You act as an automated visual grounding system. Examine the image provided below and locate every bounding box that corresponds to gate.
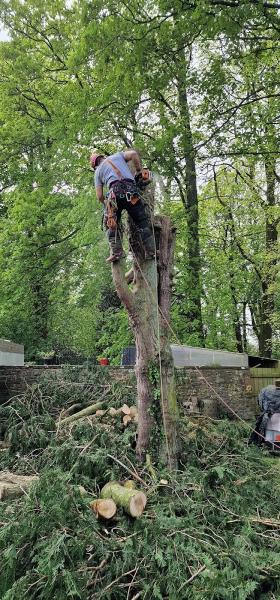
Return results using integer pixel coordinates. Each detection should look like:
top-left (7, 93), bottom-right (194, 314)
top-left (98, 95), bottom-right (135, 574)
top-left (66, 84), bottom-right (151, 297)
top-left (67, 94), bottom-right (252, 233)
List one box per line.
top-left (249, 368), bottom-right (280, 396)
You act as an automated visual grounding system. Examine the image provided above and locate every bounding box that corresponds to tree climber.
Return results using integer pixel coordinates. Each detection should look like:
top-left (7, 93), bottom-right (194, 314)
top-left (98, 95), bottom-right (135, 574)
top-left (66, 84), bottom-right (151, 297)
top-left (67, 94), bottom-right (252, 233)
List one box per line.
top-left (90, 149), bottom-right (155, 263)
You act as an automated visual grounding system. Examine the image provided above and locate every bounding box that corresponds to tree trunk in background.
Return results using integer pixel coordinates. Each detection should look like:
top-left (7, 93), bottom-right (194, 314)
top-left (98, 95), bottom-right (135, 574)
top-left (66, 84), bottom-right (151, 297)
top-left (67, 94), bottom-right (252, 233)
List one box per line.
top-left (228, 248), bottom-right (243, 353)
top-left (176, 50), bottom-right (204, 345)
top-left (112, 185), bottom-right (179, 469)
top-left (242, 302), bottom-right (248, 353)
top-left (259, 159), bottom-right (278, 357)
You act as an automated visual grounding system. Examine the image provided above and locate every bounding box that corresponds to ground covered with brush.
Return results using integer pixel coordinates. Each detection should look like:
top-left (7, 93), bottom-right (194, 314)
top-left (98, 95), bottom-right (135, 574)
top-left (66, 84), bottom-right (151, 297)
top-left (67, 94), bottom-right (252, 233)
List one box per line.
top-left (0, 367), bottom-right (279, 600)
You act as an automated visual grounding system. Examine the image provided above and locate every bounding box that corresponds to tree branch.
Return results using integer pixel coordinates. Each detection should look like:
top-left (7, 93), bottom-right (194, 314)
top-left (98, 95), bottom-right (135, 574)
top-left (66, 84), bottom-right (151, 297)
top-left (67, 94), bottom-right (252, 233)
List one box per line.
top-left (111, 261), bottom-right (137, 318)
top-left (213, 168), bottom-right (263, 280)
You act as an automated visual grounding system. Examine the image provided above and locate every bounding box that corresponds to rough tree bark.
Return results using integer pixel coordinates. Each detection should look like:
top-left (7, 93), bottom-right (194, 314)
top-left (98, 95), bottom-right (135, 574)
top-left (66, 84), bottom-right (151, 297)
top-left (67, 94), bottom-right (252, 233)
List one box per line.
top-left (176, 48), bottom-right (204, 345)
top-left (111, 184), bottom-right (179, 469)
top-left (259, 158), bottom-right (278, 357)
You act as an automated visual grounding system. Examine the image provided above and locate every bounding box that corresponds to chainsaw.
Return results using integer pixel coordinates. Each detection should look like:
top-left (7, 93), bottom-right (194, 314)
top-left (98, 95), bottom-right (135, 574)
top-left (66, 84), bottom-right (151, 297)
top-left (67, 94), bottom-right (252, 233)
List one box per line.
top-left (135, 168), bottom-right (153, 189)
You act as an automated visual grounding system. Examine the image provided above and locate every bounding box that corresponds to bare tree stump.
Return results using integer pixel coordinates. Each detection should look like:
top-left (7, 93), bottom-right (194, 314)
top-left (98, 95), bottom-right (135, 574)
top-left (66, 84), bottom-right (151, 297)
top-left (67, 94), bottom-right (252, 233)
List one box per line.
top-left (111, 178), bottom-right (179, 468)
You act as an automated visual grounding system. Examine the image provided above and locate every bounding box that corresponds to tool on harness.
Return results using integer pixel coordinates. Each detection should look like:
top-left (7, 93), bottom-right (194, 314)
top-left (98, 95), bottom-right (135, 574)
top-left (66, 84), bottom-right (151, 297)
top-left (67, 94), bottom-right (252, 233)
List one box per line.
top-left (126, 191), bottom-right (139, 205)
top-left (104, 191), bottom-right (118, 231)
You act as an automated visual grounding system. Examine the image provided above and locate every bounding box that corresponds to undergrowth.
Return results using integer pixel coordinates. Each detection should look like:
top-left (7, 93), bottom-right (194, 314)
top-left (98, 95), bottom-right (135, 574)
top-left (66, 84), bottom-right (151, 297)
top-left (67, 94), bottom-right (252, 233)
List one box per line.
top-left (0, 368), bottom-right (279, 599)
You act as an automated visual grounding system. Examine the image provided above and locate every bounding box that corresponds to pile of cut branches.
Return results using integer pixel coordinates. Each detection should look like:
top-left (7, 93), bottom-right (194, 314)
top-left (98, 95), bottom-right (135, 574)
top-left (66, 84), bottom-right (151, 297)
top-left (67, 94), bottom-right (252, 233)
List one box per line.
top-left (0, 368), bottom-right (279, 599)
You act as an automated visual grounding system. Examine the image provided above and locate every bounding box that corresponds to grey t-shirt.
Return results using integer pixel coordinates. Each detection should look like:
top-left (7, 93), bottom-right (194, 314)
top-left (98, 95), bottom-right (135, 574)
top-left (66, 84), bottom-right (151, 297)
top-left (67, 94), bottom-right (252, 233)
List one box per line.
top-left (94, 152), bottom-right (134, 189)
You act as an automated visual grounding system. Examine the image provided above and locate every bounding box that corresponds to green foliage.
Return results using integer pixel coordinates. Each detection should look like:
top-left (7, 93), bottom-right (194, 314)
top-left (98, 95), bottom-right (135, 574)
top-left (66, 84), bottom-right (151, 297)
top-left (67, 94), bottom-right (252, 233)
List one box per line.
top-left (0, 371), bottom-right (280, 598)
top-left (0, 0), bottom-right (279, 359)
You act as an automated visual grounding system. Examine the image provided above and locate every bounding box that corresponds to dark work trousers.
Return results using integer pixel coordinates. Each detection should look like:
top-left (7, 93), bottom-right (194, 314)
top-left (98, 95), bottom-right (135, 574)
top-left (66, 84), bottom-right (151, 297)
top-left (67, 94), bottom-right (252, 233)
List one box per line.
top-left (106, 196), bottom-right (155, 256)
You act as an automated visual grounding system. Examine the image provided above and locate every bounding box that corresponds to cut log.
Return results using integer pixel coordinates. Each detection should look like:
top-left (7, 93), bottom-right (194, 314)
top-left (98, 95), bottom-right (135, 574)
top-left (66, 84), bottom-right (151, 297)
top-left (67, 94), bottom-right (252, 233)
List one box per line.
top-left (100, 482), bottom-right (147, 517)
top-left (121, 404), bottom-right (131, 415)
top-left (123, 480), bottom-right (137, 490)
top-left (61, 403), bottom-right (83, 418)
top-left (59, 402), bottom-right (105, 426)
top-left (0, 472), bottom-right (39, 500)
top-left (89, 498), bottom-right (117, 519)
top-left (123, 415), bottom-right (132, 426)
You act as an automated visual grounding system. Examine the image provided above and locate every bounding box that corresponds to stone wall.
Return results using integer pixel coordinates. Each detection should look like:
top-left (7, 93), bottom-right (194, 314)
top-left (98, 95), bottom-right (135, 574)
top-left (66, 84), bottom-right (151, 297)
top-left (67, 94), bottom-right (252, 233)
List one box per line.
top-left (0, 366), bottom-right (59, 403)
top-left (0, 365), bottom-right (257, 420)
top-left (175, 367), bottom-right (256, 420)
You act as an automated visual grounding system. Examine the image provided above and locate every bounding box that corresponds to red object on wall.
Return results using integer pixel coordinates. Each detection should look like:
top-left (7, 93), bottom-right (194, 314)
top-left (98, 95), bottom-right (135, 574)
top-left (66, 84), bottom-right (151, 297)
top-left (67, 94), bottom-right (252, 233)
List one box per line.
top-left (99, 358), bottom-right (109, 366)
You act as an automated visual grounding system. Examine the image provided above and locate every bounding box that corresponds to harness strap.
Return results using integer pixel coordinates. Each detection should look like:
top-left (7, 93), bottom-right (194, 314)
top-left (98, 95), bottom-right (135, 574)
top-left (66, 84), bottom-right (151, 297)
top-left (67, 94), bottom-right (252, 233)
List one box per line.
top-left (105, 158), bottom-right (123, 180)
top-left (105, 159), bottom-right (139, 205)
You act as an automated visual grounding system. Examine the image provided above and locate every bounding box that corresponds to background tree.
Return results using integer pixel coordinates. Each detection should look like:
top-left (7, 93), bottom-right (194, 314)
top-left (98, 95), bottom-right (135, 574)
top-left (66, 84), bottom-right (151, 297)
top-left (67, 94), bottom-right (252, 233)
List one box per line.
top-left (0, 0), bottom-right (279, 361)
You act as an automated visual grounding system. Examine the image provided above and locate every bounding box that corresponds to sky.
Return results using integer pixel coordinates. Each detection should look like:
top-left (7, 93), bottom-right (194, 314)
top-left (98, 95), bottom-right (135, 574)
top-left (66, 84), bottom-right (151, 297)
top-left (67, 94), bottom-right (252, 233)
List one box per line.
top-left (0, 25), bottom-right (10, 41)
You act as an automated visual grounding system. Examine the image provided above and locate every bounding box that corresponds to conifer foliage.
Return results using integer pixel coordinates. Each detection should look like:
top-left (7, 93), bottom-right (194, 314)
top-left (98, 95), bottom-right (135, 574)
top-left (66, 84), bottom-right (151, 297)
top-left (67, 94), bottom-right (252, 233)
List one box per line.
top-left (0, 369), bottom-right (279, 599)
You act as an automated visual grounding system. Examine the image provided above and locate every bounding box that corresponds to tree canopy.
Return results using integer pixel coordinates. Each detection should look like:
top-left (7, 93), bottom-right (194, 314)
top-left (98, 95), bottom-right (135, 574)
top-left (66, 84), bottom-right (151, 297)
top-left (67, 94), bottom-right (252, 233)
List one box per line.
top-left (0, 0), bottom-right (279, 360)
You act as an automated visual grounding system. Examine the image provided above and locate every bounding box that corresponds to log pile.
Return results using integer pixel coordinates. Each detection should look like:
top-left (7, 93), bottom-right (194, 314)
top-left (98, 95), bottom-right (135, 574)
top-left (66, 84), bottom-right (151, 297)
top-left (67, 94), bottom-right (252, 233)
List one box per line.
top-left (88, 480), bottom-right (147, 519)
top-left (100, 481), bottom-right (146, 517)
top-left (108, 404), bottom-right (138, 426)
top-left (58, 403), bottom-right (138, 427)
top-left (0, 472), bottom-right (147, 519)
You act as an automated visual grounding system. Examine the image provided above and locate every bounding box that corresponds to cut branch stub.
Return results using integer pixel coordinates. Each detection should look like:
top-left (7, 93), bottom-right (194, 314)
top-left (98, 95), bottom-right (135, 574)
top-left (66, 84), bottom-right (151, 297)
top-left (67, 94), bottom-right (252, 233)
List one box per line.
top-left (58, 401), bottom-right (105, 426)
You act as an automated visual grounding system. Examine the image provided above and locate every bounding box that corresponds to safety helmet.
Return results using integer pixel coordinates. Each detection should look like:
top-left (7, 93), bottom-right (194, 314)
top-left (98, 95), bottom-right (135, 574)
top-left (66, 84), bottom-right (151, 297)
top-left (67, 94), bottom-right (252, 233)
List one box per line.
top-left (90, 152), bottom-right (105, 169)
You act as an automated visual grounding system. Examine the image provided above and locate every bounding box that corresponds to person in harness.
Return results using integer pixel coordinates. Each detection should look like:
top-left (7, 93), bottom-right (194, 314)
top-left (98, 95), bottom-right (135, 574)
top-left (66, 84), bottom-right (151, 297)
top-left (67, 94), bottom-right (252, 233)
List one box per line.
top-left (90, 149), bottom-right (155, 263)
top-left (249, 378), bottom-right (280, 447)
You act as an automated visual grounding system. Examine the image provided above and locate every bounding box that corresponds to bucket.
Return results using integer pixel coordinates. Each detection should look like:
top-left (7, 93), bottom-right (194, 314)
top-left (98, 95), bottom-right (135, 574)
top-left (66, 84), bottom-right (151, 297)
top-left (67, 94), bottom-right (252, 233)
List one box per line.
top-left (99, 358), bottom-right (109, 366)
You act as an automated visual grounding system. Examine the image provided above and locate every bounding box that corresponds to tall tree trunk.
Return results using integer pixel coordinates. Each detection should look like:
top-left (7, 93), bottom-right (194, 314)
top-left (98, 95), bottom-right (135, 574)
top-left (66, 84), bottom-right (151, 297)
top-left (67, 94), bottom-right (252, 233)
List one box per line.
top-left (228, 245), bottom-right (243, 353)
top-left (242, 301), bottom-right (248, 353)
top-left (111, 187), bottom-right (179, 469)
top-left (259, 159), bottom-right (277, 357)
top-left (176, 50), bottom-right (204, 345)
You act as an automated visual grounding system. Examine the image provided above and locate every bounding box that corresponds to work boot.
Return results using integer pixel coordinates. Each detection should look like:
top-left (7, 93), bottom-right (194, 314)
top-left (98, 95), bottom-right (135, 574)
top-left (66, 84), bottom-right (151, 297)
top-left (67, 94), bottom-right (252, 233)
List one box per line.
top-left (107, 233), bottom-right (125, 263)
top-left (106, 250), bottom-right (126, 263)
